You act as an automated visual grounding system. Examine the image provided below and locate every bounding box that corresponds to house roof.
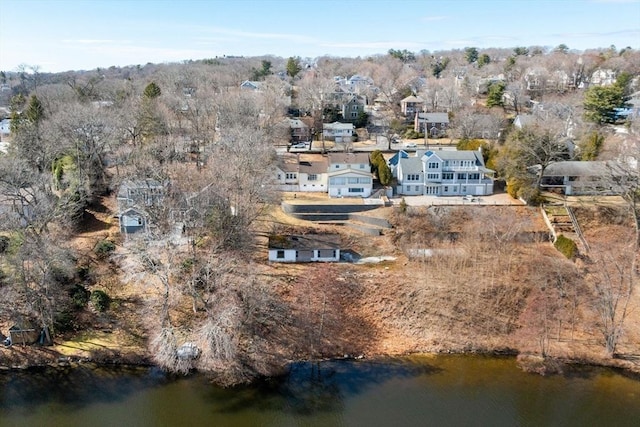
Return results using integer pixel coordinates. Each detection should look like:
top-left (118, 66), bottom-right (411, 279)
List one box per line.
top-left (542, 161), bottom-right (610, 177)
top-left (398, 157), bottom-right (423, 174)
top-left (324, 122), bottom-right (355, 130)
top-left (276, 153), bottom-right (300, 173)
top-left (328, 152), bottom-right (370, 165)
top-left (514, 114), bottom-right (536, 128)
top-left (416, 112), bottom-right (449, 123)
top-left (401, 95), bottom-right (424, 104)
top-left (423, 149), bottom-right (485, 166)
top-left (117, 179), bottom-right (164, 198)
top-left (289, 118), bottom-right (308, 129)
top-left (268, 234), bottom-right (341, 250)
top-left (299, 157), bottom-right (328, 174)
top-left (328, 168), bottom-right (372, 178)
top-left (388, 150), bottom-right (409, 166)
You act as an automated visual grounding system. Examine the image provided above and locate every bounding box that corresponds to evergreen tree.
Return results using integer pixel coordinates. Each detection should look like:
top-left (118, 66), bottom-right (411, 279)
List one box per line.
top-left (486, 81), bottom-right (506, 108)
top-left (143, 81), bottom-right (162, 99)
top-left (465, 47), bottom-right (479, 63)
top-left (286, 57), bottom-right (302, 79)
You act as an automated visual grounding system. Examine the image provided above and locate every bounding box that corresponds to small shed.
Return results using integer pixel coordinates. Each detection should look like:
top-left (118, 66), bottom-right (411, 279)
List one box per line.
top-left (118, 207), bottom-right (148, 234)
top-left (268, 234), bottom-right (341, 263)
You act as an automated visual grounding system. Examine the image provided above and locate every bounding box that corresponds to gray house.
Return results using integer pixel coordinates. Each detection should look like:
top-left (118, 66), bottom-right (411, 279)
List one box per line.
top-left (116, 179), bottom-right (165, 235)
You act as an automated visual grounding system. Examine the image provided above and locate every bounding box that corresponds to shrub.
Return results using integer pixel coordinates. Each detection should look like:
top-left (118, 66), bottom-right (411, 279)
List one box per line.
top-left (554, 235), bottom-right (577, 259)
top-left (0, 235), bottom-right (9, 253)
top-left (94, 239), bottom-right (116, 258)
top-left (90, 290), bottom-right (111, 312)
top-left (70, 284), bottom-right (90, 309)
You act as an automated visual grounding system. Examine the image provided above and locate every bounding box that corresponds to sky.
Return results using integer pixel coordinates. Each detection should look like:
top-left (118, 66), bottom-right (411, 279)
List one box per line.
top-left (1, 0), bottom-right (639, 73)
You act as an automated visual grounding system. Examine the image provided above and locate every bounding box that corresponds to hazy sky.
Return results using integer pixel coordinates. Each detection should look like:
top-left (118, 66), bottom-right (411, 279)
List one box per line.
top-left (1, 0), bottom-right (639, 72)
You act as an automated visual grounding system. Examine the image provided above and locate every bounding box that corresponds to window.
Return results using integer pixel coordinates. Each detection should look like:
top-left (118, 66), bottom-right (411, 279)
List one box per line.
top-left (359, 164), bottom-right (365, 169)
top-left (348, 177), bottom-right (359, 184)
top-left (277, 174), bottom-right (281, 180)
top-left (348, 188), bottom-right (364, 193)
top-left (308, 174), bottom-right (317, 181)
top-left (428, 162), bottom-right (439, 169)
top-left (427, 173), bottom-right (439, 180)
top-left (462, 186), bottom-right (467, 193)
top-left (458, 173), bottom-right (467, 180)
top-left (352, 105), bottom-right (358, 111)
top-left (351, 112), bottom-right (357, 118)
top-left (442, 172), bottom-right (454, 180)
top-left (276, 250), bottom-right (285, 259)
top-left (469, 173), bottom-right (480, 180)
top-left (444, 186), bottom-right (449, 192)
top-left (285, 173), bottom-right (297, 180)
top-left (330, 177), bottom-right (346, 185)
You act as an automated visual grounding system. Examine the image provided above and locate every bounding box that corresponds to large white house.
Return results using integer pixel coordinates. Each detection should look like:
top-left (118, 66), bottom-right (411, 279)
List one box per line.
top-left (395, 149), bottom-right (494, 196)
top-left (327, 152), bottom-right (373, 198)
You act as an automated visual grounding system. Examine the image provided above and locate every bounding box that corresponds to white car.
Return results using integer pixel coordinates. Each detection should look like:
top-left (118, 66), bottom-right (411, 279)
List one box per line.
top-left (406, 142), bottom-right (417, 148)
top-left (291, 142), bottom-right (308, 149)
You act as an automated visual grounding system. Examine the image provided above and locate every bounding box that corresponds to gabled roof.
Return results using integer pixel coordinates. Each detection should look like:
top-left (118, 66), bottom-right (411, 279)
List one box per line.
top-left (240, 80), bottom-right (262, 89)
top-left (388, 150), bottom-right (409, 166)
top-left (328, 152), bottom-right (370, 165)
top-left (416, 112), bottom-right (449, 123)
top-left (328, 168), bottom-right (372, 178)
top-left (401, 95), bottom-right (424, 104)
top-left (117, 179), bottom-right (164, 198)
top-left (268, 234), bottom-right (341, 250)
top-left (289, 118), bottom-right (308, 129)
top-left (514, 114), bottom-right (536, 128)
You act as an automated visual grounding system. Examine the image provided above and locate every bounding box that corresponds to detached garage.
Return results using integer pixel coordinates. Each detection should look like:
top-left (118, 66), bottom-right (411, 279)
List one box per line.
top-left (268, 234), bottom-right (341, 263)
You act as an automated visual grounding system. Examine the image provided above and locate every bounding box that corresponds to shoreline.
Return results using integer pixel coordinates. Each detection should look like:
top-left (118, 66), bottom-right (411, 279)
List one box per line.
top-left (3, 346), bottom-right (639, 383)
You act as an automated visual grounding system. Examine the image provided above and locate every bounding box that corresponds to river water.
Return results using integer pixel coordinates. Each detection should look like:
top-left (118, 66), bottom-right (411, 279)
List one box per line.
top-left (1, 355), bottom-right (639, 427)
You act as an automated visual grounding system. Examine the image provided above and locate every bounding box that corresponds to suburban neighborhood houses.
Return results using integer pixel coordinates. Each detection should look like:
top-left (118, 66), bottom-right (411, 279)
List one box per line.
top-left (1, 38), bottom-right (639, 393)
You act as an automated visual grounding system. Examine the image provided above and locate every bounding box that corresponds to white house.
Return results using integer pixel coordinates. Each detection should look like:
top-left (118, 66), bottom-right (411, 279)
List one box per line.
top-left (268, 234), bottom-right (341, 263)
top-left (118, 207), bottom-right (148, 234)
top-left (327, 152), bottom-right (373, 198)
top-left (396, 156), bottom-right (424, 196)
top-left (274, 154), bottom-right (329, 193)
top-left (395, 149), bottom-right (494, 196)
top-left (323, 122), bottom-right (354, 142)
top-left (298, 157), bottom-right (329, 192)
top-left (422, 149), bottom-right (494, 196)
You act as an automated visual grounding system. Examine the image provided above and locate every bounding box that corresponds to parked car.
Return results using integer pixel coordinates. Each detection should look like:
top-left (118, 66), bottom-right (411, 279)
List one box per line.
top-left (291, 142), bottom-right (308, 149)
top-left (406, 142), bottom-right (417, 148)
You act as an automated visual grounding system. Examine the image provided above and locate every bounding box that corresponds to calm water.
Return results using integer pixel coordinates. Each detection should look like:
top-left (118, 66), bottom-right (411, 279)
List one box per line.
top-left (1, 355), bottom-right (639, 427)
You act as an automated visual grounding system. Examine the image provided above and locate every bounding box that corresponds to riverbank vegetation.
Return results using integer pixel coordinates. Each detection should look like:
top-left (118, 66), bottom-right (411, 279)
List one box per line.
top-left (0, 46), bottom-right (639, 383)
